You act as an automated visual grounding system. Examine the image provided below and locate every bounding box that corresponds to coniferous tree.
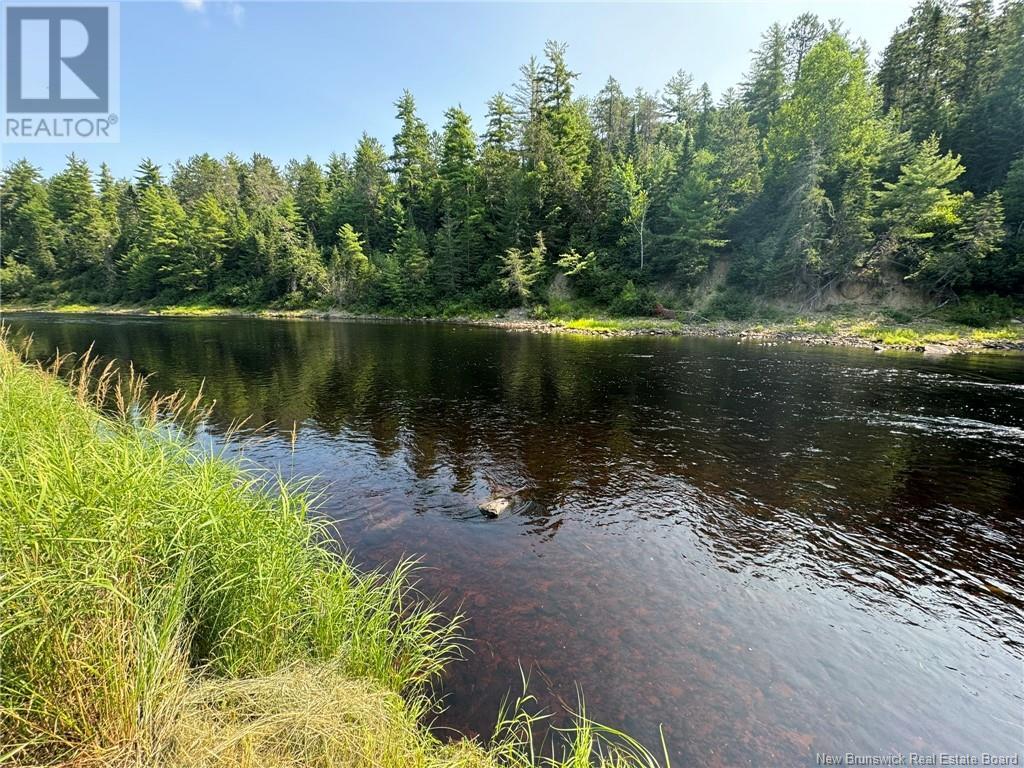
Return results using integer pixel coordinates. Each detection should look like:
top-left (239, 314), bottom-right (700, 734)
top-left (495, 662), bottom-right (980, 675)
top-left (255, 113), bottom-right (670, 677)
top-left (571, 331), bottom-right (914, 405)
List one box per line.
top-left (785, 13), bottom-right (827, 81)
top-left (2, 18), bottom-right (1021, 314)
top-left (49, 156), bottom-right (113, 294)
top-left (436, 107), bottom-right (485, 295)
top-left (955, 0), bottom-right (1024, 192)
top-left (874, 135), bottom-right (1005, 291)
top-left (742, 23), bottom-right (788, 136)
top-left (122, 184), bottom-right (184, 300)
top-left (758, 33), bottom-right (889, 288)
top-left (498, 233), bottom-right (546, 305)
top-left (349, 134), bottom-right (395, 252)
top-left (329, 223), bottom-right (371, 303)
top-left (0, 160), bottom-right (58, 293)
top-left (286, 157), bottom-right (328, 243)
top-left (660, 70), bottom-right (699, 128)
top-left (391, 91), bottom-right (436, 232)
top-left (878, 1), bottom-right (961, 143)
top-left (593, 77), bottom-right (633, 155)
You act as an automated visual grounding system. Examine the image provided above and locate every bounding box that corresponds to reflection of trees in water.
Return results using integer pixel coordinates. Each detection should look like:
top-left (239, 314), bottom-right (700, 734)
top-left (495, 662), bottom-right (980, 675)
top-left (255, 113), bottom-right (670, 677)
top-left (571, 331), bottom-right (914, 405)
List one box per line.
top-left (16, 315), bottom-right (1024, 643)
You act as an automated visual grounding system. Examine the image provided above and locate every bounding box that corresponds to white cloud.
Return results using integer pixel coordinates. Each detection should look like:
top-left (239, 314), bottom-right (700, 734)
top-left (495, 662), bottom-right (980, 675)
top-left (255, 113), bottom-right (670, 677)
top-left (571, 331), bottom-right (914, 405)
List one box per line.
top-left (181, 0), bottom-right (244, 26)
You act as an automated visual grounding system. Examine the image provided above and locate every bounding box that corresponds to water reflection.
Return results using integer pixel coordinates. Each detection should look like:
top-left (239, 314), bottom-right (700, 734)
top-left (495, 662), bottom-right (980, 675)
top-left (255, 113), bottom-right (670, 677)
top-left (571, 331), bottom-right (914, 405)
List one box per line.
top-left (8, 313), bottom-right (1024, 767)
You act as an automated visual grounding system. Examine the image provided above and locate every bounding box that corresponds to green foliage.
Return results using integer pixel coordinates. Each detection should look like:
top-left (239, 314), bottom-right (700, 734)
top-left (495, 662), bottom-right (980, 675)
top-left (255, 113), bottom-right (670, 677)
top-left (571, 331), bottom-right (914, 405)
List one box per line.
top-left (703, 286), bottom-right (758, 321)
top-left (0, 344), bottom-right (670, 768)
top-left (875, 135), bottom-right (965, 239)
top-left (656, 150), bottom-right (727, 281)
top-left (742, 23), bottom-right (788, 136)
top-left (608, 279), bottom-right (654, 316)
top-left (329, 223), bottom-right (371, 303)
top-left (555, 248), bottom-right (596, 277)
top-left (1, 159), bottom-right (57, 281)
top-left (0, 344), bottom-right (459, 762)
top-left (874, 136), bottom-right (1006, 292)
top-left (942, 294), bottom-right (1022, 327)
top-left (3, 10), bottom-right (1022, 314)
top-left (499, 233), bottom-right (547, 305)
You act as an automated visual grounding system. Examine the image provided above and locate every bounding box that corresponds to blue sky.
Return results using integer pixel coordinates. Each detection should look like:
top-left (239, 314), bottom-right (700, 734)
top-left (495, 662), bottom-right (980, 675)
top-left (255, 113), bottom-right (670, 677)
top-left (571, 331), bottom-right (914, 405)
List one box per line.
top-left (4, 1), bottom-right (917, 177)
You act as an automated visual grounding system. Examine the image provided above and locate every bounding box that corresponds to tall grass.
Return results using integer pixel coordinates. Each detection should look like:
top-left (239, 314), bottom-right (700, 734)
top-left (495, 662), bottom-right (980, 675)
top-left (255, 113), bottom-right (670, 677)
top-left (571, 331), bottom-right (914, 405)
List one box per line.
top-left (0, 332), bottom-right (668, 768)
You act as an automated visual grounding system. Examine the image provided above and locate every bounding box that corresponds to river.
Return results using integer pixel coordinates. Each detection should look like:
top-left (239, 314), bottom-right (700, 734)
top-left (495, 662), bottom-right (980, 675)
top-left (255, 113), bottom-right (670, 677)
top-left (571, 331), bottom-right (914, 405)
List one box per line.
top-left (6, 312), bottom-right (1023, 767)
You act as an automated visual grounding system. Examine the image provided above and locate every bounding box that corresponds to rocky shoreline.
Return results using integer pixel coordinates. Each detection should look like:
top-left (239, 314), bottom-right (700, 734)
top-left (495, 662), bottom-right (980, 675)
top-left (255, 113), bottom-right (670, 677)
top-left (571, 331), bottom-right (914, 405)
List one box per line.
top-left (3, 304), bottom-right (1023, 354)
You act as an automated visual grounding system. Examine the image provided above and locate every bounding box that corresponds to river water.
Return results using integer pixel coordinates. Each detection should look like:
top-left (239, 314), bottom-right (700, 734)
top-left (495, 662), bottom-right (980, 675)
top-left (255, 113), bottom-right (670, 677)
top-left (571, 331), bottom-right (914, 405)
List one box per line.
top-left (7, 313), bottom-right (1023, 766)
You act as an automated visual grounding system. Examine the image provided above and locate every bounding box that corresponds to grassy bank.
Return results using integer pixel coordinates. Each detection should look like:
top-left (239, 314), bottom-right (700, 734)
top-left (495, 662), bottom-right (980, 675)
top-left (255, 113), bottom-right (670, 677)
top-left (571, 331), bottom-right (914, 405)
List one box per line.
top-left (0, 337), bottom-right (667, 767)
top-left (4, 300), bottom-right (1022, 352)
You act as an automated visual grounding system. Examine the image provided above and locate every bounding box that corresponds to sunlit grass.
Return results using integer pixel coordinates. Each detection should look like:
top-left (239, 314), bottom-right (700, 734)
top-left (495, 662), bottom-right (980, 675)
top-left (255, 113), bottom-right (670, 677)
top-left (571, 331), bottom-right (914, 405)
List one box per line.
top-left (969, 326), bottom-right (1021, 342)
top-left (151, 304), bottom-right (236, 316)
top-left (843, 321), bottom-right (1021, 346)
top-left (555, 317), bottom-right (679, 333)
top-left (790, 317), bottom-right (837, 334)
top-left (0, 332), bottom-right (669, 768)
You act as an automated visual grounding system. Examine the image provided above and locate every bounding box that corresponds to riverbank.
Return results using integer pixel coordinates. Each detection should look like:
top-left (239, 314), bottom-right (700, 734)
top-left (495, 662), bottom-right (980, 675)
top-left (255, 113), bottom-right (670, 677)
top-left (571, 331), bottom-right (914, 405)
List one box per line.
top-left (0, 337), bottom-right (666, 768)
top-left (3, 301), bottom-right (1024, 353)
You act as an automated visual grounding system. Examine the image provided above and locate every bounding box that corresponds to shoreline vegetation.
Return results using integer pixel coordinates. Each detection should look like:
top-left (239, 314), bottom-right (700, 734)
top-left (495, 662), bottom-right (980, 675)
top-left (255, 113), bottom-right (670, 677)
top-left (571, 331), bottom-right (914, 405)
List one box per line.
top-left (0, 335), bottom-right (669, 767)
top-left (4, 302), bottom-right (1023, 353)
top-left (3, 5), bottom-right (1023, 341)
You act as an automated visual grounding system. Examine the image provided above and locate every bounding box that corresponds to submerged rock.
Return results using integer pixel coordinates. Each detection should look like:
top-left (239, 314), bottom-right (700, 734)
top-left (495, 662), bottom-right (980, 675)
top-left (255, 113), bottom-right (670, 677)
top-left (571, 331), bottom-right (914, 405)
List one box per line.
top-left (479, 497), bottom-right (512, 517)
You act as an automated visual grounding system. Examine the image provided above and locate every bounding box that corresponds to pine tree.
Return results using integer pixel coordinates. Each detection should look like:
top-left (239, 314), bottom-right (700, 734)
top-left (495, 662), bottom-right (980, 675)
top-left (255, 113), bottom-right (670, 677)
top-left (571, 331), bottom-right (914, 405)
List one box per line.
top-left (955, 0), bottom-right (1024, 191)
top-left (171, 153), bottom-right (239, 209)
top-left (1003, 155), bottom-right (1024, 239)
top-left (593, 77), bottom-right (633, 155)
top-left (694, 83), bottom-right (714, 150)
top-left (876, 135), bottom-right (965, 240)
top-left (742, 23), bottom-right (788, 136)
top-left (134, 158), bottom-right (163, 191)
top-left (391, 91), bottom-right (436, 232)
top-left (877, 0), bottom-right (961, 142)
top-left (239, 154), bottom-right (287, 217)
top-left (286, 157), bottom-right (327, 243)
top-left (329, 223), bottom-right (371, 303)
top-left (480, 93), bottom-right (529, 270)
top-left (0, 160), bottom-right (58, 288)
top-left (660, 70), bottom-right (698, 127)
top-left (708, 90), bottom-right (762, 217)
top-left (349, 133), bottom-right (395, 252)
top-left (389, 224), bottom-right (431, 308)
top-left (655, 150), bottom-right (726, 281)
top-left (436, 106), bottom-right (484, 295)
top-left (875, 135), bottom-right (1005, 291)
top-left (498, 233), bottom-right (546, 305)
top-left (166, 193), bottom-right (229, 294)
top-left (122, 185), bottom-right (184, 300)
top-left (49, 155), bottom-right (113, 292)
top-left (995, 154), bottom-right (1024, 290)
top-left (785, 13), bottom-right (827, 81)
top-left (761, 33), bottom-right (888, 283)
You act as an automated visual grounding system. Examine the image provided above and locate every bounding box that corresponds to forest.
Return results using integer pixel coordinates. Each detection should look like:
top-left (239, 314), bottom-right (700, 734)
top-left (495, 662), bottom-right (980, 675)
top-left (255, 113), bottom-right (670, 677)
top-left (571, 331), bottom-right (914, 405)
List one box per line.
top-left (2, 1), bottom-right (1023, 321)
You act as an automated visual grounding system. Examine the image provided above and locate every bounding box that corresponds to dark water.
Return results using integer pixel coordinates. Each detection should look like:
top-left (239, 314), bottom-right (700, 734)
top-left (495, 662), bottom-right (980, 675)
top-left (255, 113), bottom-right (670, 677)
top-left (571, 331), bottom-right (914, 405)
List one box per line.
top-left (7, 313), bottom-right (1024, 766)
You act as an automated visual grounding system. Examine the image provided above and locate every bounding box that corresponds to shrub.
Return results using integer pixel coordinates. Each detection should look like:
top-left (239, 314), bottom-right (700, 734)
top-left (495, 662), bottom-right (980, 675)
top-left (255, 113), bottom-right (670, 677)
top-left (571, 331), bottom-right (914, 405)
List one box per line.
top-left (943, 294), bottom-right (1021, 327)
top-left (703, 286), bottom-right (756, 321)
top-left (880, 308), bottom-right (914, 324)
top-left (609, 280), bottom-right (655, 316)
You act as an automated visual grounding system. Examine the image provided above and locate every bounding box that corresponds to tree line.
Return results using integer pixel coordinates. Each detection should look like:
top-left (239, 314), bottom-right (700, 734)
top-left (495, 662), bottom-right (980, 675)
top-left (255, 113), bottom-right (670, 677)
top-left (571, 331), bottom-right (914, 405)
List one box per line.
top-left (2, 1), bottom-right (1022, 316)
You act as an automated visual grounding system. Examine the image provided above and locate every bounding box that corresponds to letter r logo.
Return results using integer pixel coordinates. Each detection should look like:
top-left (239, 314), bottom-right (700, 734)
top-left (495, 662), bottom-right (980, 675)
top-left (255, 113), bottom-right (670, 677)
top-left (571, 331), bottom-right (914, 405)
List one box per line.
top-left (5, 6), bottom-right (109, 113)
